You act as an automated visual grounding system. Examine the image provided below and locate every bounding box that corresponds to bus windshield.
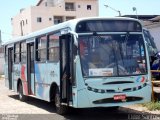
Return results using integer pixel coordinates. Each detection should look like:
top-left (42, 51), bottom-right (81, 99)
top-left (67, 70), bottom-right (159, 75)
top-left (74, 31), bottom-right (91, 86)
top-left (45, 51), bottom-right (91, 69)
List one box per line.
top-left (79, 33), bottom-right (147, 77)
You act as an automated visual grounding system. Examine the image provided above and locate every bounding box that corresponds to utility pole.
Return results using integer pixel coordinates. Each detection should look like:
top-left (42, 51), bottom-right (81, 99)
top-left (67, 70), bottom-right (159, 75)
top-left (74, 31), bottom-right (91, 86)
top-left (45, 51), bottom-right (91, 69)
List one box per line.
top-left (104, 5), bottom-right (121, 16)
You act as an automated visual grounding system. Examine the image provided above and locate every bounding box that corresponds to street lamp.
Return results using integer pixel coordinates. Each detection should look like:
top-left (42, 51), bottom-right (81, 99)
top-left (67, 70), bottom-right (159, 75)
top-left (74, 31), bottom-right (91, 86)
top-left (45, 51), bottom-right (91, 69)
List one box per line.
top-left (132, 7), bottom-right (138, 19)
top-left (104, 5), bottom-right (121, 16)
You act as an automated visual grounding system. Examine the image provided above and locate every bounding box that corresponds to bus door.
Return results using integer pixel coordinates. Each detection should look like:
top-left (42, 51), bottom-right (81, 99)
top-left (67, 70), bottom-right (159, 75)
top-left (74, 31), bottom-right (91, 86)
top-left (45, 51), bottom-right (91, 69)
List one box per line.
top-left (59, 34), bottom-right (75, 105)
top-left (8, 47), bottom-right (14, 90)
top-left (27, 42), bottom-right (35, 95)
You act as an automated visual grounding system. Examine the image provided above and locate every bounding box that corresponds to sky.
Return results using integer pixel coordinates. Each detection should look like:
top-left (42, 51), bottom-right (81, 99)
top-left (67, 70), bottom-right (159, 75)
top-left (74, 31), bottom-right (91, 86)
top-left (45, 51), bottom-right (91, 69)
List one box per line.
top-left (0, 0), bottom-right (160, 43)
top-left (99, 0), bottom-right (160, 17)
top-left (0, 0), bottom-right (38, 42)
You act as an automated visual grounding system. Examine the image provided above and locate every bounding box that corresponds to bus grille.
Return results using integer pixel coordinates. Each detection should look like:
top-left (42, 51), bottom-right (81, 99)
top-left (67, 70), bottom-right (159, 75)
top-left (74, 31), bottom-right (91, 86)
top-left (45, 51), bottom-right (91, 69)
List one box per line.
top-left (87, 83), bottom-right (147, 93)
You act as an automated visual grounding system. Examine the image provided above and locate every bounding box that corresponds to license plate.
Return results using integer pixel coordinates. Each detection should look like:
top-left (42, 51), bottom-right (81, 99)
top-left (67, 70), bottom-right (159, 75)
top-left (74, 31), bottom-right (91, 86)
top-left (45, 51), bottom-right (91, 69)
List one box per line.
top-left (114, 94), bottom-right (126, 100)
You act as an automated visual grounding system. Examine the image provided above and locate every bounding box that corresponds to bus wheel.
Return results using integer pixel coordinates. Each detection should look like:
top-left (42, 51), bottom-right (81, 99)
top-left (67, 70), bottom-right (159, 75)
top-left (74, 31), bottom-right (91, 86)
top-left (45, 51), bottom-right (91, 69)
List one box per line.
top-left (18, 82), bottom-right (27, 101)
top-left (55, 88), bottom-right (68, 115)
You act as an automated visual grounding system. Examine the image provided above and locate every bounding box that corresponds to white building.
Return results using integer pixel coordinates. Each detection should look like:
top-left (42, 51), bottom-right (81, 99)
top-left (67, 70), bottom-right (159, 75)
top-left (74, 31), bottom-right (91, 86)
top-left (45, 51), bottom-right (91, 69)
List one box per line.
top-left (11, 0), bottom-right (99, 38)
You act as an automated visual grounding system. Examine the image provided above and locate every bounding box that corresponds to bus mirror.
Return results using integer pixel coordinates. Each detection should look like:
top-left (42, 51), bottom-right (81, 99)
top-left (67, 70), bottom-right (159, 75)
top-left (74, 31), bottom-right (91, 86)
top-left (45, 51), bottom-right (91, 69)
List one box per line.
top-left (145, 40), bottom-right (150, 48)
top-left (145, 40), bottom-right (150, 46)
top-left (73, 35), bottom-right (78, 47)
top-left (145, 40), bottom-right (154, 56)
top-left (69, 31), bottom-right (78, 47)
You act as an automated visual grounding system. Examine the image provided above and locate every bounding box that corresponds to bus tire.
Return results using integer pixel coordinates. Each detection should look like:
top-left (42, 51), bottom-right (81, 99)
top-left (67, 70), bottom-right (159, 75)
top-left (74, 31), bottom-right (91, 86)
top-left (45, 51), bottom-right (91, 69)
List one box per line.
top-left (18, 82), bottom-right (27, 101)
top-left (55, 88), bottom-right (68, 115)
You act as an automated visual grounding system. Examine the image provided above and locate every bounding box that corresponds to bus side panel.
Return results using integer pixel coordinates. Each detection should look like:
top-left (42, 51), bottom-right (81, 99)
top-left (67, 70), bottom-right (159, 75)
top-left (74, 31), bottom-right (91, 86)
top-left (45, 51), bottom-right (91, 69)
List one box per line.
top-left (47, 62), bottom-right (60, 85)
top-left (47, 62), bottom-right (60, 100)
top-left (34, 62), bottom-right (60, 101)
top-left (35, 63), bottom-right (50, 101)
top-left (13, 64), bottom-right (21, 92)
top-left (20, 64), bottom-right (29, 95)
top-left (5, 63), bottom-right (9, 88)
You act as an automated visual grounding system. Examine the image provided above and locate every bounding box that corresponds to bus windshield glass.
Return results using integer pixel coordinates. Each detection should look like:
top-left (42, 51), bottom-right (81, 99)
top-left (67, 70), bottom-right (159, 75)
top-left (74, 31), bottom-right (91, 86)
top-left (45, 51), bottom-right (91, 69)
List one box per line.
top-left (79, 34), bottom-right (147, 77)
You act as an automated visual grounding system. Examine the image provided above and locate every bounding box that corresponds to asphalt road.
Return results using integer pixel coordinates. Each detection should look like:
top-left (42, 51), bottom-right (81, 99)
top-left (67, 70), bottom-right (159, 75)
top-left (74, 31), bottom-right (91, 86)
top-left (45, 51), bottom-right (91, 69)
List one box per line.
top-left (0, 78), bottom-right (159, 120)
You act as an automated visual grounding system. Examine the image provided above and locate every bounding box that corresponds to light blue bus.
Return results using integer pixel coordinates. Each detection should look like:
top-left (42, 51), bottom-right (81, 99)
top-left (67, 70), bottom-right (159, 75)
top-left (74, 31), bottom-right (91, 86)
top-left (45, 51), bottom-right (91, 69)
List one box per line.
top-left (4, 17), bottom-right (152, 114)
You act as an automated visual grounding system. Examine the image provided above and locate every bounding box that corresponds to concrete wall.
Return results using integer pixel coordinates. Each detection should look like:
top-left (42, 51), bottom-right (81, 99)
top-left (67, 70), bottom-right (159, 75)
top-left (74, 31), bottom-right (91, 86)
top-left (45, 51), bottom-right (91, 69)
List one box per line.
top-left (0, 53), bottom-right (4, 75)
top-left (12, 7), bottom-right (32, 38)
top-left (0, 47), bottom-right (4, 75)
top-left (30, 6), bottom-right (55, 32)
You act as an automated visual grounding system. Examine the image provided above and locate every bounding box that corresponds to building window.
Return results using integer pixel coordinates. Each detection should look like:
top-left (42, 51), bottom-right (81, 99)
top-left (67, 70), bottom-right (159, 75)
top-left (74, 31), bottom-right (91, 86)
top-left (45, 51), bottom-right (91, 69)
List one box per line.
top-left (54, 16), bottom-right (63, 25)
top-left (49, 18), bottom-right (52, 21)
top-left (87, 5), bottom-right (91, 10)
top-left (48, 33), bottom-right (60, 62)
top-left (14, 43), bottom-right (20, 63)
top-left (78, 5), bottom-right (81, 8)
top-left (20, 42), bottom-right (26, 63)
top-left (26, 19), bottom-right (28, 24)
top-left (37, 17), bottom-right (42, 22)
top-left (36, 36), bottom-right (47, 62)
top-left (65, 2), bottom-right (75, 11)
top-left (66, 16), bottom-right (75, 21)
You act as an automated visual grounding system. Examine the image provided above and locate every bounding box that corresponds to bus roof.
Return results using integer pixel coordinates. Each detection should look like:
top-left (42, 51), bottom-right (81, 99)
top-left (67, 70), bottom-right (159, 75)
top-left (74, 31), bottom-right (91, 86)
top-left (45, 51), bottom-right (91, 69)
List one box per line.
top-left (3, 17), bottom-right (141, 46)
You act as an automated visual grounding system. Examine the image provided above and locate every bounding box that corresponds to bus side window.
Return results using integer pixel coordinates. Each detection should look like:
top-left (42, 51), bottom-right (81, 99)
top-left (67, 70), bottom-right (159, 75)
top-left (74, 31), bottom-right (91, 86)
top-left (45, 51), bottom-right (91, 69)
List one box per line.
top-left (20, 42), bottom-right (26, 63)
top-left (36, 35), bottom-right (47, 62)
top-left (14, 43), bottom-right (20, 63)
top-left (48, 33), bottom-right (60, 62)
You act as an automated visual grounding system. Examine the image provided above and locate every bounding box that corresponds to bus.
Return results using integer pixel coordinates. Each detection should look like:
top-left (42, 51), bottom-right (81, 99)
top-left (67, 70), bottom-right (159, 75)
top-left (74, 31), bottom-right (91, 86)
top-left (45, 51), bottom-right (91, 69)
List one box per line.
top-left (4, 17), bottom-right (152, 114)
